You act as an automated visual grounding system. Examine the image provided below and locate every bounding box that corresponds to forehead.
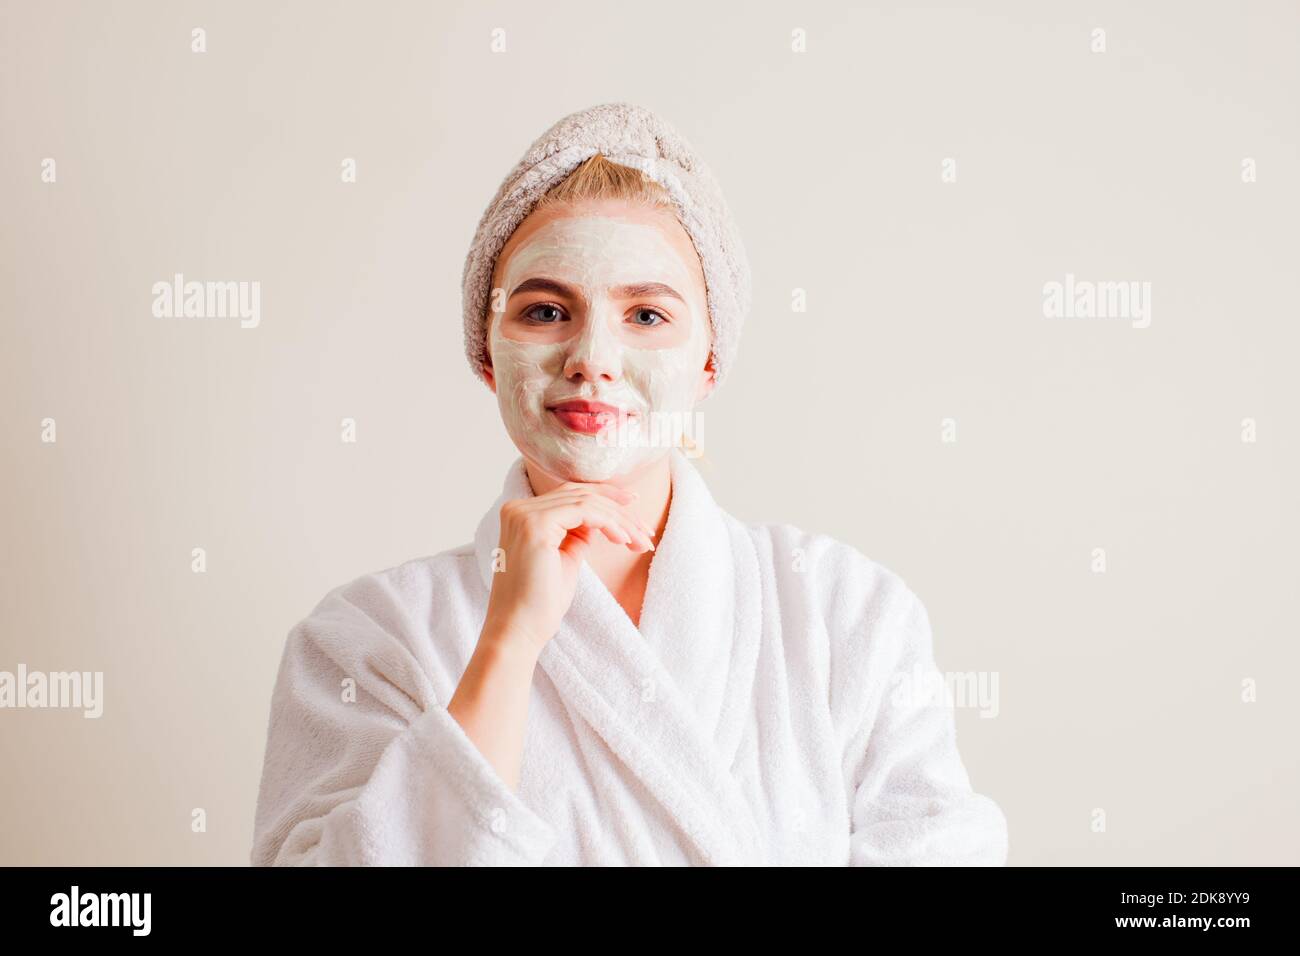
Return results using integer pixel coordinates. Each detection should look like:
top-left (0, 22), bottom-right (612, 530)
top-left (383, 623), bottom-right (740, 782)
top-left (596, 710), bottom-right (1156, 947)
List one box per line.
top-left (495, 201), bottom-right (704, 289)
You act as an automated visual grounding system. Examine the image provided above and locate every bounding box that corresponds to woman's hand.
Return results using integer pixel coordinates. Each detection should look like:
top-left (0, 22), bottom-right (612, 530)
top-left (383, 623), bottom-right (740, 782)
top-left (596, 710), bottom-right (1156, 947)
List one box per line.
top-left (481, 482), bottom-right (656, 659)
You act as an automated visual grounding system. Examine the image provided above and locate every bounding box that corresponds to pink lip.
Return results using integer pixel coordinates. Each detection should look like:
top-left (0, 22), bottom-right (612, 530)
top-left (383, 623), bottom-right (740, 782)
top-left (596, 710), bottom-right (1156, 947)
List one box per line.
top-left (547, 400), bottom-right (633, 435)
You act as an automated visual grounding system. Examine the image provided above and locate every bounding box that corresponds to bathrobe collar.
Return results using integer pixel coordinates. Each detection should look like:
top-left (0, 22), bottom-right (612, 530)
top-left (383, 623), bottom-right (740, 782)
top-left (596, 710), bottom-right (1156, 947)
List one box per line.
top-left (473, 449), bottom-right (765, 864)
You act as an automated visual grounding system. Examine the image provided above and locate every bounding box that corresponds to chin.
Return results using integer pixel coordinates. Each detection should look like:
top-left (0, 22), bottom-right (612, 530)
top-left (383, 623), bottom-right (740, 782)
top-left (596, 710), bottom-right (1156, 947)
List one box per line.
top-left (510, 417), bottom-right (669, 484)
top-left (551, 457), bottom-right (621, 484)
top-left (530, 447), bottom-right (633, 484)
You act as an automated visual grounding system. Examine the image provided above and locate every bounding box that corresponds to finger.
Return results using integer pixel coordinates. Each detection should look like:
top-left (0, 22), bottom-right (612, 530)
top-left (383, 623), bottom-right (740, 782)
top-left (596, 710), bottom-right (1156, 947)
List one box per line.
top-left (556, 481), bottom-right (638, 504)
top-left (560, 494), bottom-right (655, 551)
top-left (538, 488), bottom-right (655, 540)
top-left (528, 489), bottom-right (653, 544)
top-left (558, 524), bottom-right (593, 560)
top-left (547, 498), bottom-right (651, 552)
top-left (545, 501), bottom-right (636, 548)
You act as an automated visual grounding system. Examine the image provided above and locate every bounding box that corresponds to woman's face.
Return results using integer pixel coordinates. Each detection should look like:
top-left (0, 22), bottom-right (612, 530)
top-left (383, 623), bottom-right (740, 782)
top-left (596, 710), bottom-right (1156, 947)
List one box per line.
top-left (484, 198), bottom-right (714, 483)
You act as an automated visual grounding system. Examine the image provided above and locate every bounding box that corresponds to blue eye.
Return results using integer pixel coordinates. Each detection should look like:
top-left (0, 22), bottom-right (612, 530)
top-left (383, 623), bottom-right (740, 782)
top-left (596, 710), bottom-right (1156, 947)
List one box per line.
top-left (523, 303), bottom-right (565, 324)
top-left (630, 308), bottom-right (667, 327)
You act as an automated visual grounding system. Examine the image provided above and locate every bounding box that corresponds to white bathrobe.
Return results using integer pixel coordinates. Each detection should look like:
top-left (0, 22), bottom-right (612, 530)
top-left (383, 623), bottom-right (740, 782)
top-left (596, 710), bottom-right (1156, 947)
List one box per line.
top-left (250, 449), bottom-right (1009, 866)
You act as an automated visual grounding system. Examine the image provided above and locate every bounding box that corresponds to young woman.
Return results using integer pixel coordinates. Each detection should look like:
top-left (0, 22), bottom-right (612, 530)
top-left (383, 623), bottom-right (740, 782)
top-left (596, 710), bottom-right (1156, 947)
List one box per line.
top-left (251, 103), bottom-right (1009, 866)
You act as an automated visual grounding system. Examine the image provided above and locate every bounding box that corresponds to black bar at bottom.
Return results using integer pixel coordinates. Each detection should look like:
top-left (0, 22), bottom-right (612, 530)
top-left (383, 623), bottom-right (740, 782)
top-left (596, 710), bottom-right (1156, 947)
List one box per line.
top-left (0, 865), bottom-right (1288, 942)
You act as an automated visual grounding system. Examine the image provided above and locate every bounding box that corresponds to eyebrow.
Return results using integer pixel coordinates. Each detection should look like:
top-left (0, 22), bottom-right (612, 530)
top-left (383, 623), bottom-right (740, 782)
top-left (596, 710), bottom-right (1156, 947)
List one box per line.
top-left (508, 277), bottom-right (686, 304)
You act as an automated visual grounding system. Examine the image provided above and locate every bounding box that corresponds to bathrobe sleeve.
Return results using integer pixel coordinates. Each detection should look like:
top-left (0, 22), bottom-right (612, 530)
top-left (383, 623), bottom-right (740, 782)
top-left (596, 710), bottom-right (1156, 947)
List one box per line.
top-left (250, 573), bottom-right (559, 866)
top-left (834, 555), bottom-right (1009, 866)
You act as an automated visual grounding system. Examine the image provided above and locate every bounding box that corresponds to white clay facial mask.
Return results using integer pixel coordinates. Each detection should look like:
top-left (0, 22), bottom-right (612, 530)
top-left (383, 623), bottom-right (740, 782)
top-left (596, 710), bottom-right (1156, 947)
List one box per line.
top-left (488, 212), bottom-right (710, 482)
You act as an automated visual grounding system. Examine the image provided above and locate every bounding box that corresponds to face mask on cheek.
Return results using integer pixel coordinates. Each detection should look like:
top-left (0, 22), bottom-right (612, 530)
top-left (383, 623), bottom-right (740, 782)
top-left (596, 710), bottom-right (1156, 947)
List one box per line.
top-left (487, 216), bottom-right (710, 482)
top-left (489, 302), bottom-right (708, 482)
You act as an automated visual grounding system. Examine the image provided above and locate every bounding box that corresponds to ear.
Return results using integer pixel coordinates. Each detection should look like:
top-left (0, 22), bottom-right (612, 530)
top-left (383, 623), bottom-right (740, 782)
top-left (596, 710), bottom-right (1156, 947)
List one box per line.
top-left (695, 351), bottom-right (718, 403)
top-left (482, 348), bottom-right (497, 394)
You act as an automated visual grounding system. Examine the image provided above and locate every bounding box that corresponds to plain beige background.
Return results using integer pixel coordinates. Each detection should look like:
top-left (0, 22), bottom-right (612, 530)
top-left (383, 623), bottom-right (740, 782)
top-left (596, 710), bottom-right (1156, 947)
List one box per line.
top-left (2, 0), bottom-right (1297, 866)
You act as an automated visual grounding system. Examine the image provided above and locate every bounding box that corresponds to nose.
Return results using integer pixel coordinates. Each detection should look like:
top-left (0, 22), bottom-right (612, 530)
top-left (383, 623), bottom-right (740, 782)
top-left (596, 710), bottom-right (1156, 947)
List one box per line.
top-left (561, 308), bottom-right (622, 384)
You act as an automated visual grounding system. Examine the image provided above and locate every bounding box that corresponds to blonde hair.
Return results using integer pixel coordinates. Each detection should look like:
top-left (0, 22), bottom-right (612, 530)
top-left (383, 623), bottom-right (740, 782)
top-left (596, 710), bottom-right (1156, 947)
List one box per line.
top-left (536, 153), bottom-right (676, 211)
